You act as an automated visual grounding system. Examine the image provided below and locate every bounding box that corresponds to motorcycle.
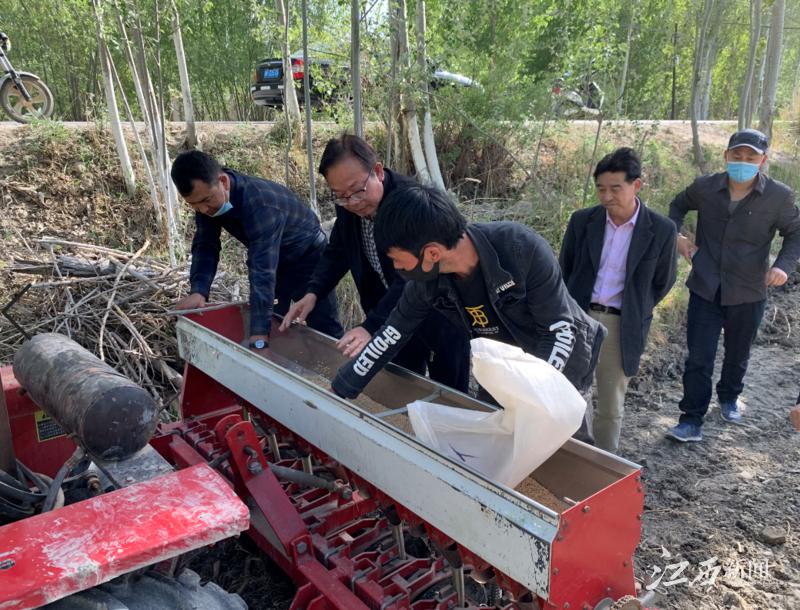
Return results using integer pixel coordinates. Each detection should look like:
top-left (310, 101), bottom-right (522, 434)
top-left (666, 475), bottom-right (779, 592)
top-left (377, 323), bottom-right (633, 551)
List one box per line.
top-left (552, 75), bottom-right (603, 119)
top-left (0, 32), bottom-right (54, 123)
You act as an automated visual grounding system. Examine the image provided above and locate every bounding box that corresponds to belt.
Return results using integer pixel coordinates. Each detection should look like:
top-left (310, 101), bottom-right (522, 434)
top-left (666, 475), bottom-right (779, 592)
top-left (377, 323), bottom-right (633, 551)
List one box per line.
top-left (589, 303), bottom-right (621, 315)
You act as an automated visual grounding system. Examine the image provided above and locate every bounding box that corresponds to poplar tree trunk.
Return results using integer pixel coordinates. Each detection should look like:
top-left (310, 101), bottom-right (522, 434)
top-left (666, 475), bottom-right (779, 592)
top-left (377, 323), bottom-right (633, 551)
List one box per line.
top-left (699, 36), bottom-right (719, 119)
top-left (617, 5), bottom-right (636, 117)
top-left (758, 0), bottom-right (785, 143)
top-left (416, 0), bottom-right (445, 190)
top-left (169, 0), bottom-right (196, 148)
top-left (738, 0), bottom-right (762, 129)
top-left (392, 0), bottom-right (431, 184)
top-left (386, 11), bottom-right (399, 168)
top-left (690, 0), bottom-right (715, 174)
top-left (118, 0), bottom-right (183, 264)
top-left (276, 0), bottom-right (301, 123)
top-left (351, 0), bottom-right (363, 137)
top-left (92, 0), bottom-right (136, 196)
top-left (301, 0), bottom-right (318, 217)
top-left (792, 48), bottom-right (800, 105)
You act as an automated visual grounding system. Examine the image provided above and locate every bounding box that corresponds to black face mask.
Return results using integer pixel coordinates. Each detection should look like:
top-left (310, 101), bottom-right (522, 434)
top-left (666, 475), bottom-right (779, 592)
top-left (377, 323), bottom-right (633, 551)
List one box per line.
top-left (396, 248), bottom-right (440, 282)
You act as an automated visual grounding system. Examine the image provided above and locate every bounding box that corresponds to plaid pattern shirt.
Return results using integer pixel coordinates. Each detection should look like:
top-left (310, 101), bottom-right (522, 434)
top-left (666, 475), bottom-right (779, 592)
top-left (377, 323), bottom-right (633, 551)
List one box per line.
top-left (190, 170), bottom-right (322, 336)
top-left (360, 217), bottom-right (388, 288)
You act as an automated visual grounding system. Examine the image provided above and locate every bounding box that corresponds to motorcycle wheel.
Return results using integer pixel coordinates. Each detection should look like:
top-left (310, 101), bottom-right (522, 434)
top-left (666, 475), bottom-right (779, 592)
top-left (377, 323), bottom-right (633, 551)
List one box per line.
top-left (0, 75), bottom-right (54, 123)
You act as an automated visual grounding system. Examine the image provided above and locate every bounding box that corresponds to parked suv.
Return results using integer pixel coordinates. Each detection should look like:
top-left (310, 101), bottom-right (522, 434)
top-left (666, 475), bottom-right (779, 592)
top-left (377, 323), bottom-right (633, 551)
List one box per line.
top-left (251, 50), bottom-right (345, 108)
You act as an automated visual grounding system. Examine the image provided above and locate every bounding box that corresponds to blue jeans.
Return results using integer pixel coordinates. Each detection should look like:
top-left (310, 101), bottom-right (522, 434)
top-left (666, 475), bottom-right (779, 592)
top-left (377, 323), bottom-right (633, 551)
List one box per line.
top-left (678, 291), bottom-right (766, 426)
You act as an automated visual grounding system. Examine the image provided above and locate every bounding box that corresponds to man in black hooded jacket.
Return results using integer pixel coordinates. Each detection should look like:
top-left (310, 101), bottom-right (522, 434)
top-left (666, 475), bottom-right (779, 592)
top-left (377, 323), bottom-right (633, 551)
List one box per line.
top-left (331, 184), bottom-right (605, 404)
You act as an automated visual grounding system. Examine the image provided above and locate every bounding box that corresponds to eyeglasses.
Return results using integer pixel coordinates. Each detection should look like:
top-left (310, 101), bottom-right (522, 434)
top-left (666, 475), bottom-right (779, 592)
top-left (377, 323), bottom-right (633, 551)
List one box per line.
top-left (331, 169), bottom-right (373, 206)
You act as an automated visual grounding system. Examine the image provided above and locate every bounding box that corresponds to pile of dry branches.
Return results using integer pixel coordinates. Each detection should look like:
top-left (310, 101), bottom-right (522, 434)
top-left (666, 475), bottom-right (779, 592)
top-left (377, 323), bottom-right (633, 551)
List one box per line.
top-left (0, 237), bottom-right (242, 410)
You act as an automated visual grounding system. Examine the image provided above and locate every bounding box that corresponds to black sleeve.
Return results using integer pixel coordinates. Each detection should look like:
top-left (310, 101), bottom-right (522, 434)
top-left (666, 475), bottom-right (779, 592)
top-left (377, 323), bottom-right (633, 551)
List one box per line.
top-left (189, 214), bottom-right (223, 298)
top-left (524, 235), bottom-right (580, 371)
top-left (773, 189), bottom-right (800, 274)
top-left (306, 218), bottom-right (351, 300)
top-left (653, 220), bottom-right (679, 304)
top-left (332, 282), bottom-right (433, 398)
top-left (361, 276), bottom-right (407, 334)
top-left (668, 180), bottom-right (701, 234)
top-left (559, 214), bottom-right (577, 282)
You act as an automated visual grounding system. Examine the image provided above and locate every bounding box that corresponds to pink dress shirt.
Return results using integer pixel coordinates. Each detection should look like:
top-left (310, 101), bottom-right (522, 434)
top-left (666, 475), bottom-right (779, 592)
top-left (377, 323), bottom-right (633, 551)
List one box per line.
top-left (590, 199), bottom-right (641, 309)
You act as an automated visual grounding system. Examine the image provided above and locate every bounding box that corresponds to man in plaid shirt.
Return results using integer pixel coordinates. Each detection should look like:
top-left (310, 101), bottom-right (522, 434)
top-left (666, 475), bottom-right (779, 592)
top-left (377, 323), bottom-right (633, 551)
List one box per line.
top-left (170, 151), bottom-right (342, 350)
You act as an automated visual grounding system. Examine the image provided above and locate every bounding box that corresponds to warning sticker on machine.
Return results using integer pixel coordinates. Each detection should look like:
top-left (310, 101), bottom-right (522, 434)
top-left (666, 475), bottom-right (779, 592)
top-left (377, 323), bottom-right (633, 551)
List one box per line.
top-left (35, 410), bottom-right (66, 441)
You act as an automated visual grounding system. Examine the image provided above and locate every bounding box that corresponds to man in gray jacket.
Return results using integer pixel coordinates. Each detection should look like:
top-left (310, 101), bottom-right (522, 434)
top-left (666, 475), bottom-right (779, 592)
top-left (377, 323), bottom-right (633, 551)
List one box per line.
top-left (331, 185), bottom-right (605, 405)
top-left (667, 129), bottom-right (800, 442)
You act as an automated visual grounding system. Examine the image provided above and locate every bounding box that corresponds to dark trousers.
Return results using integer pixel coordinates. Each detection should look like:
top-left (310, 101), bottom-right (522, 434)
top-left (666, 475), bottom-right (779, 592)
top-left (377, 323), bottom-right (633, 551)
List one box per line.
top-left (274, 238), bottom-right (344, 339)
top-left (392, 311), bottom-right (470, 393)
top-left (573, 326), bottom-right (606, 445)
top-left (678, 290), bottom-right (766, 426)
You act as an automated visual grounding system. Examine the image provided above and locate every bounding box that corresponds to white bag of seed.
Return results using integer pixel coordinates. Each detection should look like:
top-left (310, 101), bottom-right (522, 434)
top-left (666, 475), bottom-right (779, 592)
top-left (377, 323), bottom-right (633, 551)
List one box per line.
top-left (408, 337), bottom-right (585, 487)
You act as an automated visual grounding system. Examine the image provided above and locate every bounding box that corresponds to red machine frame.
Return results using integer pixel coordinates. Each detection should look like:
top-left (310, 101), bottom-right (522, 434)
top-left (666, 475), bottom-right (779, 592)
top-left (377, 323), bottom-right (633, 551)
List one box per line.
top-left (0, 305), bottom-right (647, 610)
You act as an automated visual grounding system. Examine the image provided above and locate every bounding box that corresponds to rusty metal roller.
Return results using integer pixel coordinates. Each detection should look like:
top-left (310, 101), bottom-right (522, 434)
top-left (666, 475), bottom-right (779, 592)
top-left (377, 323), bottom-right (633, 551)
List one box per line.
top-left (12, 333), bottom-right (159, 460)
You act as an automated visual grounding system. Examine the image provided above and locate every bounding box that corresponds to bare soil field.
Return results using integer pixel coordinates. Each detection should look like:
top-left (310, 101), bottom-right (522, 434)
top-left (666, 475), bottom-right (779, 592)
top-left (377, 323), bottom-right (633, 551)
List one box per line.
top-left (623, 272), bottom-right (800, 610)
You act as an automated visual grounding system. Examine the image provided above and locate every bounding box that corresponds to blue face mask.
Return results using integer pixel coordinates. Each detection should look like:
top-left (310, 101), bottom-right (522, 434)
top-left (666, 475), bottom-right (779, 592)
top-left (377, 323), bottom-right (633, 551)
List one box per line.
top-left (212, 201), bottom-right (233, 217)
top-left (726, 162), bottom-right (760, 184)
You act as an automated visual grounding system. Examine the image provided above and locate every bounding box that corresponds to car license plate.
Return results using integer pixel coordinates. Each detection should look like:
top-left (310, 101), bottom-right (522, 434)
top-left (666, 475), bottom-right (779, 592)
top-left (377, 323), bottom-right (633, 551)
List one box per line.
top-left (263, 68), bottom-right (280, 79)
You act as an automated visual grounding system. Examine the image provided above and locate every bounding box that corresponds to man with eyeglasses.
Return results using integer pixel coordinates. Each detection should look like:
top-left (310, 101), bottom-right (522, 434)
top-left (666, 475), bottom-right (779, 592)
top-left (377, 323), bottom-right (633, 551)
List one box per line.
top-left (280, 134), bottom-right (470, 392)
top-left (170, 150), bottom-right (343, 352)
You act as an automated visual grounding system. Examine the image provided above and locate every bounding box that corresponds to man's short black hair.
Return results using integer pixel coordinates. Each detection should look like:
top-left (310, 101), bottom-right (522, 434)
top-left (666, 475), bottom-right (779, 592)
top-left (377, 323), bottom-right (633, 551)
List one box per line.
top-left (593, 147), bottom-right (642, 183)
top-left (171, 150), bottom-right (223, 196)
top-left (318, 134), bottom-right (378, 177)
top-left (375, 185), bottom-right (467, 255)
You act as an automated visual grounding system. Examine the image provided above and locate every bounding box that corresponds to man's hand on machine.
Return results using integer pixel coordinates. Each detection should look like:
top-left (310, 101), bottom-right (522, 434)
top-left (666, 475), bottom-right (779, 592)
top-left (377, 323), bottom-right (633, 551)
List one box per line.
top-left (279, 293), bottom-right (317, 331)
top-left (336, 326), bottom-right (371, 358)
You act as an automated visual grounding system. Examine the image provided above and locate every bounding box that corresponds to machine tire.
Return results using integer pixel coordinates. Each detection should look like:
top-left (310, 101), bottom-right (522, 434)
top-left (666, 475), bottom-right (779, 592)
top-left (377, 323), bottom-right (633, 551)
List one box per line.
top-left (0, 75), bottom-right (54, 123)
top-left (42, 569), bottom-right (247, 610)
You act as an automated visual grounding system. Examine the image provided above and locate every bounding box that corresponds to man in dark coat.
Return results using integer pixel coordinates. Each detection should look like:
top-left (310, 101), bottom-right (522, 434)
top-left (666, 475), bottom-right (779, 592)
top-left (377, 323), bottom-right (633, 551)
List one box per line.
top-left (560, 147), bottom-right (677, 452)
top-left (280, 135), bottom-right (469, 392)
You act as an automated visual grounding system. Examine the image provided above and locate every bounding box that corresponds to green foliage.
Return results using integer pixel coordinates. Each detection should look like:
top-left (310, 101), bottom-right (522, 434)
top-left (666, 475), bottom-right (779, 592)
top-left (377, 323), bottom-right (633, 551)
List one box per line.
top-left (769, 160), bottom-right (800, 194)
top-left (2, 0), bottom-right (799, 129)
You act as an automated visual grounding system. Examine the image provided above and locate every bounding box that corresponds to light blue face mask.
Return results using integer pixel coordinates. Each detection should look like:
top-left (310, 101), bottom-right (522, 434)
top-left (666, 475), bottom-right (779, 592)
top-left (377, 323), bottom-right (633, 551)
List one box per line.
top-left (726, 162), bottom-right (760, 184)
top-left (212, 201), bottom-right (233, 217)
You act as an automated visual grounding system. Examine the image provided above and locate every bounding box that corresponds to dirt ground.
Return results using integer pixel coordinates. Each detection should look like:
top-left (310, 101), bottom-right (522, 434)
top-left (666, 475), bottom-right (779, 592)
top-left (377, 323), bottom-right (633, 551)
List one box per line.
top-left (622, 271), bottom-right (800, 610)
